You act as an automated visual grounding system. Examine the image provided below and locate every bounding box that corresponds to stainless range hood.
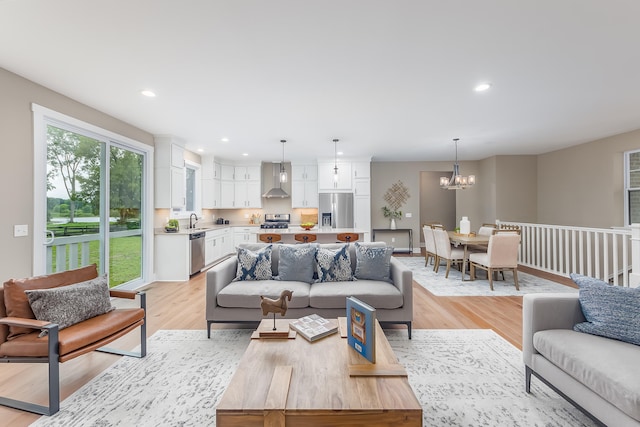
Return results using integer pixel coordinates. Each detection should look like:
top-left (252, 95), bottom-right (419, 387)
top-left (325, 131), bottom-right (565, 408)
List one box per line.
top-left (262, 162), bottom-right (289, 198)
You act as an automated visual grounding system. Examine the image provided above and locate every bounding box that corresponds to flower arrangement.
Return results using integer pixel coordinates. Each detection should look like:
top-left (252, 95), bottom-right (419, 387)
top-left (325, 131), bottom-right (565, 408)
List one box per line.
top-left (382, 206), bottom-right (402, 220)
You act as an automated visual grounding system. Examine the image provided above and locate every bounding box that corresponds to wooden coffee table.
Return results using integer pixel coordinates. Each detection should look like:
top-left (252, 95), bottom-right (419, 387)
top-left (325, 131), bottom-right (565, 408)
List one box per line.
top-left (216, 318), bottom-right (422, 427)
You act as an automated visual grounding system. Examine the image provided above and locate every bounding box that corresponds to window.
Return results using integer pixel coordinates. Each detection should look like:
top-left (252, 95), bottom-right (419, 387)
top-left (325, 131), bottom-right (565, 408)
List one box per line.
top-left (171, 160), bottom-right (201, 218)
top-left (624, 149), bottom-right (640, 226)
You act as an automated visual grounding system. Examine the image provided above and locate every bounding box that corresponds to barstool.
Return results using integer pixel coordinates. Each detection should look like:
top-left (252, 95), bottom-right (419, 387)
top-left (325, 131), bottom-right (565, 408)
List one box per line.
top-left (336, 233), bottom-right (359, 243)
top-left (294, 234), bottom-right (317, 243)
top-left (259, 233), bottom-right (282, 244)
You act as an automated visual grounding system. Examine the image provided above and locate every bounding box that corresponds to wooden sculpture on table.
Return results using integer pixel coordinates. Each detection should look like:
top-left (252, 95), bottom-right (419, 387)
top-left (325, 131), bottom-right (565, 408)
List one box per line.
top-left (260, 289), bottom-right (293, 332)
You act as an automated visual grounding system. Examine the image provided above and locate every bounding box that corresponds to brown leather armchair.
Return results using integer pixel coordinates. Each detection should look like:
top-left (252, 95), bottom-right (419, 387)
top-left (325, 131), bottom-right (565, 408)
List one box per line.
top-left (0, 265), bottom-right (146, 415)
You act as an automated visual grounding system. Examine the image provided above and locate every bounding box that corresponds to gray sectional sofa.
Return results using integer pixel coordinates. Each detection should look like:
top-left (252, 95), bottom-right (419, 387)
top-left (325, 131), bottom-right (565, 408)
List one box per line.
top-left (523, 293), bottom-right (640, 427)
top-left (206, 242), bottom-right (413, 338)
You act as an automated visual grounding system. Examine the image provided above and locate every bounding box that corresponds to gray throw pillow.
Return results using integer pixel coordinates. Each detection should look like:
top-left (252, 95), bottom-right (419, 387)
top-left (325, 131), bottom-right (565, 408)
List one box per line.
top-left (234, 245), bottom-right (273, 281)
top-left (571, 273), bottom-right (640, 346)
top-left (277, 244), bottom-right (317, 283)
top-left (315, 245), bottom-right (353, 283)
top-left (25, 274), bottom-right (115, 331)
top-left (354, 242), bottom-right (393, 282)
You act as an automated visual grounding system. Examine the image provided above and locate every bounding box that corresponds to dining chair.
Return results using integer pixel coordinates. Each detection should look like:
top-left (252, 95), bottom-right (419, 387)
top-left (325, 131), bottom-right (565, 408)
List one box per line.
top-left (422, 226), bottom-right (437, 268)
top-left (259, 233), bottom-right (282, 244)
top-left (294, 233), bottom-right (317, 243)
top-left (432, 228), bottom-right (465, 278)
top-left (469, 233), bottom-right (520, 291)
top-left (477, 223), bottom-right (497, 236)
top-left (499, 224), bottom-right (521, 232)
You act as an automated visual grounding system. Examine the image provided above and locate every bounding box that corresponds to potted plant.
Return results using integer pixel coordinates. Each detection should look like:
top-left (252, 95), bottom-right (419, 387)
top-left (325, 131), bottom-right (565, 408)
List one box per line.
top-left (382, 206), bottom-right (402, 230)
top-left (165, 219), bottom-right (180, 233)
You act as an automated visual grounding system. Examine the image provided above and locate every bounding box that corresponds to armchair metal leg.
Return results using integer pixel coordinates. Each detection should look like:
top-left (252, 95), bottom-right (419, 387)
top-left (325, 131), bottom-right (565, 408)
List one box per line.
top-left (0, 324), bottom-right (60, 415)
top-left (97, 291), bottom-right (147, 358)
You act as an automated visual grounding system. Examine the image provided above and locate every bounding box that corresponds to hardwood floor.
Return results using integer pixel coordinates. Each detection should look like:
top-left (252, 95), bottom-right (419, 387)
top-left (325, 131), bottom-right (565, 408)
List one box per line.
top-left (0, 256), bottom-right (574, 426)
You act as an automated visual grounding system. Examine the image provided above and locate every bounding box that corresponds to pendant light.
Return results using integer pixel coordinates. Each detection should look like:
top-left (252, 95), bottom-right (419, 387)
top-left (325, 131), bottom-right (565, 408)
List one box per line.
top-left (333, 138), bottom-right (339, 182)
top-left (279, 139), bottom-right (288, 183)
top-left (440, 138), bottom-right (476, 190)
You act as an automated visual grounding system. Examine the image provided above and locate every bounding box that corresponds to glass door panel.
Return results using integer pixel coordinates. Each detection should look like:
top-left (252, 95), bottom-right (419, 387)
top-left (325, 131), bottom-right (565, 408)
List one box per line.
top-left (46, 124), bottom-right (104, 274)
top-left (108, 145), bottom-right (143, 286)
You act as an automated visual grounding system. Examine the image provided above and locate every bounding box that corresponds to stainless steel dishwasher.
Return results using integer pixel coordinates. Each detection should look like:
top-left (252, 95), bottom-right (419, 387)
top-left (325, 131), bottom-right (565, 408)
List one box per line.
top-left (189, 232), bottom-right (206, 275)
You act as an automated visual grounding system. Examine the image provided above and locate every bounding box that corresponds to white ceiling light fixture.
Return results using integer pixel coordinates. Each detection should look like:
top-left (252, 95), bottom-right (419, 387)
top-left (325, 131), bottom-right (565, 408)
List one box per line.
top-left (440, 138), bottom-right (476, 190)
top-left (333, 139), bottom-right (340, 181)
top-left (279, 139), bottom-right (288, 183)
top-left (474, 83), bottom-right (491, 92)
top-left (140, 90), bottom-right (156, 97)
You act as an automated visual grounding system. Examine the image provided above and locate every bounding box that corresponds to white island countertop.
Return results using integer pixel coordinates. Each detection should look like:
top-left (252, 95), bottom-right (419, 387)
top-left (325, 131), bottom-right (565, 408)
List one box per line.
top-left (255, 227), bottom-right (366, 235)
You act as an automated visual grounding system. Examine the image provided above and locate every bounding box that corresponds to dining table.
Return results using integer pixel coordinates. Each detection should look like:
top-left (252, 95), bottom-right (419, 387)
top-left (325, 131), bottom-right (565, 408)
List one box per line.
top-left (447, 231), bottom-right (490, 281)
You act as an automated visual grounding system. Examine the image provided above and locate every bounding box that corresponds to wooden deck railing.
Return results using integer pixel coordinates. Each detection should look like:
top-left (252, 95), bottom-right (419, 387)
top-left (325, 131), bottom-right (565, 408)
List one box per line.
top-left (499, 221), bottom-right (632, 287)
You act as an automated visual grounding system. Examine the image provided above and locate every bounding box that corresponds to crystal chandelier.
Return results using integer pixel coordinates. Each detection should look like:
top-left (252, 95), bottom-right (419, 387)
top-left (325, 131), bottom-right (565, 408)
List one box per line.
top-left (440, 138), bottom-right (476, 190)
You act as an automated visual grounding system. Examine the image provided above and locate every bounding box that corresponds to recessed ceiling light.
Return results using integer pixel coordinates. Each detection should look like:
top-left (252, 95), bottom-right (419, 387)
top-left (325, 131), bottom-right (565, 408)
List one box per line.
top-left (474, 83), bottom-right (491, 92)
top-left (221, 138), bottom-right (229, 143)
top-left (337, 151), bottom-right (344, 156)
top-left (242, 153), bottom-right (249, 156)
top-left (197, 148), bottom-right (204, 153)
top-left (140, 90), bottom-right (156, 97)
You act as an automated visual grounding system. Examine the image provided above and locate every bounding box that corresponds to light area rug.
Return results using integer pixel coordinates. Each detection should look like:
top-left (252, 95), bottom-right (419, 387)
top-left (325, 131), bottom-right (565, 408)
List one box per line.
top-left (30, 329), bottom-right (596, 427)
top-left (396, 256), bottom-right (579, 296)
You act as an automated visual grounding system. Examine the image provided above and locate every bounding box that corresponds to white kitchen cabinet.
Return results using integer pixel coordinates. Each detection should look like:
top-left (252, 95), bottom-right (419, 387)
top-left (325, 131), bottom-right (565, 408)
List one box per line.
top-left (291, 164), bottom-right (318, 208)
top-left (220, 180), bottom-right (235, 208)
top-left (220, 164), bottom-right (235, 181)
top-left (202, 178), bottom-right (221, 208)
top-left (233, 227), bottom-right (258, 247)
top-left (155, 137), bottom-right (186, 209)
top-left (317, 161), bottom-right (352, 192)
top-left (235, 165), bottom-right (261, 181)
top-left (352, 162), bottom-right (371, 180)
top-left (354, 195), bottom-right (371, 240)
top-left (234, 180), bottom-right (262, 208)
top-left (205, 227), bottom-right (235, 266)
top-left (155, 233), bottom-right (190, 281)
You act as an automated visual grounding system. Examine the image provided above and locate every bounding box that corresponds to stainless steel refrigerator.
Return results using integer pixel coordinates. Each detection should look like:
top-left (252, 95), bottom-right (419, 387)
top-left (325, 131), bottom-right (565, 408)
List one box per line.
top-left (319, 193), bottom-right (354, 228)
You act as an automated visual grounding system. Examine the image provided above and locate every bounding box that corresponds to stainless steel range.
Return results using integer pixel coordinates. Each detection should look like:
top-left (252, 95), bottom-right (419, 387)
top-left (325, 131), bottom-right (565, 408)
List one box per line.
top-left (261, 213), bottom-right (290, 229)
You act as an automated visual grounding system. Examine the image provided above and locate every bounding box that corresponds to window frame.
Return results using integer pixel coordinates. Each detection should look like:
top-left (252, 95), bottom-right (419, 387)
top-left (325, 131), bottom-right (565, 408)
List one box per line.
top-left (624, 148), bottom-right (640, 227)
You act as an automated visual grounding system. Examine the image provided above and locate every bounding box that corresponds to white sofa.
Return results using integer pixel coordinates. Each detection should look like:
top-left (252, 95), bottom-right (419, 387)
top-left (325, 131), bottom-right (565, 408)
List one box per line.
top-left (206, 242), bottom-right (413, 338)
top-left (523, 293), bottom-right (640, 427)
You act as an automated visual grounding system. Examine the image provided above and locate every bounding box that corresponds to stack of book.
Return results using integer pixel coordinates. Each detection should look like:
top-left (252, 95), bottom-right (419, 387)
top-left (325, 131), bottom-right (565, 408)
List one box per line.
top-left (289, 314), bottom-right (339, 342)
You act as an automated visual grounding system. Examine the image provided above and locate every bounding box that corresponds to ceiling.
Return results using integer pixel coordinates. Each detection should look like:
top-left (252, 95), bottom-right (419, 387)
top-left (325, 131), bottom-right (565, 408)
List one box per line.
top-left (2, 0), bottom-right (640, 163)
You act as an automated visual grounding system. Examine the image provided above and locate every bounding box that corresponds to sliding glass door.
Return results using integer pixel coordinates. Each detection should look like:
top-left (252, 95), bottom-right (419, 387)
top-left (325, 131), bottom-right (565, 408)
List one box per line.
top-left (35, 105), bottom-right (150, 289)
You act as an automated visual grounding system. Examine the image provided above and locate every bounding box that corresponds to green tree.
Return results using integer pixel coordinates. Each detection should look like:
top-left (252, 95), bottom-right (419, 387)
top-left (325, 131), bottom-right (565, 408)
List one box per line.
top-left (79, 146), bottom-right (142, 224)
top-left (47, 126), bottom-right (100, 222)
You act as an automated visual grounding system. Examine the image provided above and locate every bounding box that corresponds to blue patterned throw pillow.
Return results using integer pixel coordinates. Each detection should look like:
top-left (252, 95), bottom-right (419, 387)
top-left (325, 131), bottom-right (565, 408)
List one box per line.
top-left (315, 245), bottom-right (353, 283)
top-left (354, 242), bottom-right (393, 282)
top-left (571, 273), bottom-right (640, 346)
top-left (234, 245), bottom-right (273, 281)
top-left (278, 244), bottom-right (317, 283)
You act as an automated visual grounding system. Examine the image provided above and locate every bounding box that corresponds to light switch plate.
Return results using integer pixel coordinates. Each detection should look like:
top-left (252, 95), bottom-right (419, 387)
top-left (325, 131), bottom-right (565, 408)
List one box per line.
top-left (405, 212), bottom-right (412, 218)
top-left (14, 224), bottom-right (28, 237)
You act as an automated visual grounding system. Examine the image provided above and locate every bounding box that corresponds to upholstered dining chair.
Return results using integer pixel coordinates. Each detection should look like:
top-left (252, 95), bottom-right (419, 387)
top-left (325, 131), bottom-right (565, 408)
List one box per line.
top-left (477, 223), bottom-right (497, 236)
top-left (499, 224), bottom-right (521, 232)
top-left (422, 226), bottom-right (437, 268)
top-left (259, 233), bottom-right (282, 244)
top-left (336, 233), bottom-right (359, 243)
top-left (432, 228), bottom-right (465, 278)
top-left (469, 233), bottom-right (520, 291)
top-left (294, 233), bottom-right (317, 243)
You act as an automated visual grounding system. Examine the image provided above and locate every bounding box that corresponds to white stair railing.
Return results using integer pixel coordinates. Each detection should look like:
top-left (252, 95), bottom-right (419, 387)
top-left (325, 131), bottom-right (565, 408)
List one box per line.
top-left (499, 221), bottom-right (633, 287)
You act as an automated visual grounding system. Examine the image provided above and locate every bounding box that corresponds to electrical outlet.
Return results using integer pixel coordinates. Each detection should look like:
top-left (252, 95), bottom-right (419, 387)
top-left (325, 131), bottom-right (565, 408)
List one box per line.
top-left (14, 224), bottom-right (28, 237)
top-left (391, 237), bottom-right (395, 243)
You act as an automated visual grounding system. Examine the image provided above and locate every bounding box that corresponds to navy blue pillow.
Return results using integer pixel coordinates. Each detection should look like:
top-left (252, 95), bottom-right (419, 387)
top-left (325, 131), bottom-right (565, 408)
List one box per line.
top-left (571, 273), bottom-right (640, 346)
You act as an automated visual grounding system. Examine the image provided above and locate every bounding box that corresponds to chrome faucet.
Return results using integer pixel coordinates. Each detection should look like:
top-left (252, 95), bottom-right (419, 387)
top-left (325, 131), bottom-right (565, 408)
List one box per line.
top-left (189, 213), bottom-right (198, 229)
